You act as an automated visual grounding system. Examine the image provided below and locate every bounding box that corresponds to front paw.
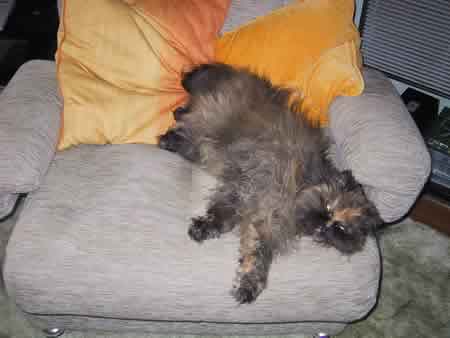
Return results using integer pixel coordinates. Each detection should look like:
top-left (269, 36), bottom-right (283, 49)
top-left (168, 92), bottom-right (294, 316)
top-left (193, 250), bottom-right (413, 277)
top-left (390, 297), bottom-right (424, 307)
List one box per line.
top-left (158, 129), bottom-right (185, 153)
top-left (188, 215), bottom-right (221, 242)
top-left (231, 273), bottom-right (264, 304)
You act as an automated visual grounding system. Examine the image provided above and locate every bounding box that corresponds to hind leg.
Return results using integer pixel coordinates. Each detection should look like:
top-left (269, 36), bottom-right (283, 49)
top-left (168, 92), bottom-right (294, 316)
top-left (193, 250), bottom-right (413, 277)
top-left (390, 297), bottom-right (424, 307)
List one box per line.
top-left (182, 63), bottom-right (235, 95)
top-left (158, 105), bottom-right (191, 153)
top-left (158, 128), bottom-right (186, 153)
top-left (158, 126), bottom-right (201, 163)
top-left (231, 220), bottom-right (273, 304)
top-left (173, 106), bottom-right (189, 121)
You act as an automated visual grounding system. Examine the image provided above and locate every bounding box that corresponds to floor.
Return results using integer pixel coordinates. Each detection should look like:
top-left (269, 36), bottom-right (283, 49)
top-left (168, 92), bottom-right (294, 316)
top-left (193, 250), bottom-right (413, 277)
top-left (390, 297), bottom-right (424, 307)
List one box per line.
top-left (411, 193), bottom-right (450, 237)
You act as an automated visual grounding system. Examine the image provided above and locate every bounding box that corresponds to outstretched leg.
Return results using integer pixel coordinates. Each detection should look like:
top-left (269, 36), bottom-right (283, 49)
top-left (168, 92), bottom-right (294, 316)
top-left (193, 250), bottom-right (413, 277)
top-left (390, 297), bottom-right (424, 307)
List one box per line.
top-left (232, 220), bottom-right (273, 304)
top-left (189, 188), bottom-right (240, 242)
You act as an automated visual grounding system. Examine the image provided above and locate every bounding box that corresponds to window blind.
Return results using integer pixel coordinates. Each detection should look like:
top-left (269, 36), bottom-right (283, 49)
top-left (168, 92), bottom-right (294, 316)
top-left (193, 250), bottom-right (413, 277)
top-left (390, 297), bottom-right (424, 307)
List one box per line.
top-left (360, 0), bottom-right (450, 99)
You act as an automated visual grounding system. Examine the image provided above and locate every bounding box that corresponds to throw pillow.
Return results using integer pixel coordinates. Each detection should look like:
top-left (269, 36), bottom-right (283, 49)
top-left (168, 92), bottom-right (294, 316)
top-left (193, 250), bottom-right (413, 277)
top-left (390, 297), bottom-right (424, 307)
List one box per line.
top-left (56, 0), bottom-right (230, 150)
top-left (215, 0), bottom-right (364, 126)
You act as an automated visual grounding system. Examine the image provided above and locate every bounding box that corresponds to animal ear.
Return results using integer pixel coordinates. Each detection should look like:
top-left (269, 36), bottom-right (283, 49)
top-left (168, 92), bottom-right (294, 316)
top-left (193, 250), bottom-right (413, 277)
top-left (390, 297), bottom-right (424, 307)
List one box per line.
top-left (181, 63), bottom-right (232, 94)
top-left (337, 170), bottom-right (360, 191)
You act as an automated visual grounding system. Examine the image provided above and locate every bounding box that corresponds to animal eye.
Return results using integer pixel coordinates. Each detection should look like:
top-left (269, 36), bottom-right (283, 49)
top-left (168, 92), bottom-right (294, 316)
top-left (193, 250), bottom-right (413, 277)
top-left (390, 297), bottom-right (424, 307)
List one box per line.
top-left (336, 223), bottom-right (346, 232)
top-left (332, 221), bottom-right (348, 234)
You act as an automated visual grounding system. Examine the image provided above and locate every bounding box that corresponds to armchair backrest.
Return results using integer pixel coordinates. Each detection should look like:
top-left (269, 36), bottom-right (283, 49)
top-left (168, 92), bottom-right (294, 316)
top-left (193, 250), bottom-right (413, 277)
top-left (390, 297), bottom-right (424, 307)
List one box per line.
top-left (57, 0), bottom-right (289, 34)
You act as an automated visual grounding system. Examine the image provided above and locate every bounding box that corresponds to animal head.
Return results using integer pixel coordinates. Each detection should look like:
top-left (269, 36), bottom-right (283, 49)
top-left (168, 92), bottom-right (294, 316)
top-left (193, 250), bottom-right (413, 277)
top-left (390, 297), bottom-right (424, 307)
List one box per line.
top-left (296, 170), bottom-right (382, 254)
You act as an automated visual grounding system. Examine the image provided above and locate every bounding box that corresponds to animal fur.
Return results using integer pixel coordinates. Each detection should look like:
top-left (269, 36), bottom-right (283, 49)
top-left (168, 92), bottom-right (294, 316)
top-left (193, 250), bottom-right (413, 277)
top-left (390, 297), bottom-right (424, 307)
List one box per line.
top-left (158, 63), bottom-right (382, 304)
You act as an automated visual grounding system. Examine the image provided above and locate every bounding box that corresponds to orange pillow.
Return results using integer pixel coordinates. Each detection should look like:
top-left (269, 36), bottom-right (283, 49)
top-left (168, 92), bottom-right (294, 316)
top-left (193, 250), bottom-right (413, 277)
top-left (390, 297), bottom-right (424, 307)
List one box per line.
top-left (56, 0), bottom-right (230, 150)
top-left (215, 0), bottom-right (364, 126)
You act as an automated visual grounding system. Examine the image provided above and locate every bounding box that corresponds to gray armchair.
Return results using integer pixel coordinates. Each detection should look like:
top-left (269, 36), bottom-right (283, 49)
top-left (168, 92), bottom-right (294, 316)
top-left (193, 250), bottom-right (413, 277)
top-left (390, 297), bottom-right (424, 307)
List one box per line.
top-left (0, 1), bottom-right (430, 337)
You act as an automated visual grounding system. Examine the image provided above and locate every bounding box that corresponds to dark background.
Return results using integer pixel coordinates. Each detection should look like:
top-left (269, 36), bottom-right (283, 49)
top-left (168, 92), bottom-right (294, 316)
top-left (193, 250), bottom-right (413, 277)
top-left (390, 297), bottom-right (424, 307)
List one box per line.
top-left (0, 0), bottom-right (58, 85)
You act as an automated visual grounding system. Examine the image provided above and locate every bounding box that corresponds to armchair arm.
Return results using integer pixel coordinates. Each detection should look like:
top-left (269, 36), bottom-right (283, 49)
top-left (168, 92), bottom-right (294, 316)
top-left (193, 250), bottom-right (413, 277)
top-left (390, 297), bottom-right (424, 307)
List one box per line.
top-left (328, 67), bottom-right (431, 223)
top-left (0, 193), bottom-right (18, 220)
top-left (0, 60), bottom-right (61, 195)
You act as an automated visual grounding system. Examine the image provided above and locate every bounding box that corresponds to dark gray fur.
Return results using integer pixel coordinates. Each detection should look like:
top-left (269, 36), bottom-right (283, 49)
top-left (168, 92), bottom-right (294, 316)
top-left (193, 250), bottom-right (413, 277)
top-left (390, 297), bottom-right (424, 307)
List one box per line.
top-left (158, 63), bottom-right (382, 304)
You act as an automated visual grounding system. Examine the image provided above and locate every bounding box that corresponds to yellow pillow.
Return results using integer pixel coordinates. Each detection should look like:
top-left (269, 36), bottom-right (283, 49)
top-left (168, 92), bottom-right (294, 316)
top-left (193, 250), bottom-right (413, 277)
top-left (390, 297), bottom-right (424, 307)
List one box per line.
top-left (215, 0), bottom-right (364, 126)
top-left (56, 0), bottom-right (230, 150)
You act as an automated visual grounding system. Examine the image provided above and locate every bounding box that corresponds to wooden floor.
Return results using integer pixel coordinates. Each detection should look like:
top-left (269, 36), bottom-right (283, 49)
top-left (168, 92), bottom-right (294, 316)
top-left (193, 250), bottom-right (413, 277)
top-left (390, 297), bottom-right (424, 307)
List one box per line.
top-left (410, 193), bottom-right (450, 237)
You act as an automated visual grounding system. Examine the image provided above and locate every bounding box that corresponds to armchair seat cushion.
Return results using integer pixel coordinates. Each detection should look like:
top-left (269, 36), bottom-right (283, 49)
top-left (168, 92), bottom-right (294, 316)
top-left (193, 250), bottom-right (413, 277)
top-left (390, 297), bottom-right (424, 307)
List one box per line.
top-left (4, 145), bottom-right (380, 335)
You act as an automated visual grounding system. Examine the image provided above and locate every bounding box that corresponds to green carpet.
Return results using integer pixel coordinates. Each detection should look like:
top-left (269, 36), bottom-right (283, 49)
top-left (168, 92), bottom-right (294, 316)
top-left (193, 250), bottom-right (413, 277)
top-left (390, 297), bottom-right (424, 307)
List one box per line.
top-left (1, 209), bottom-right (449, 338)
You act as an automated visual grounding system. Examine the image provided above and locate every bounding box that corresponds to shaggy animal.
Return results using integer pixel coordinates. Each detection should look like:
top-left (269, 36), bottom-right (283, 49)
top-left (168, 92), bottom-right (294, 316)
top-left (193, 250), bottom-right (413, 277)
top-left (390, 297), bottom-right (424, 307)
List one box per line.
top-left (158, 63), bottom-right (382, 304)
